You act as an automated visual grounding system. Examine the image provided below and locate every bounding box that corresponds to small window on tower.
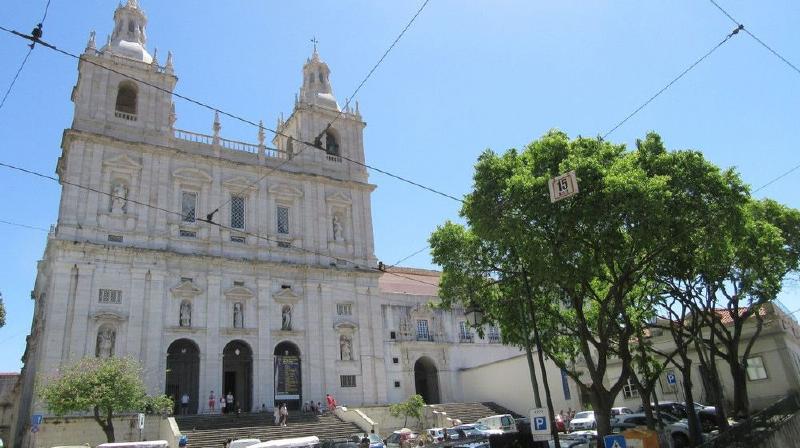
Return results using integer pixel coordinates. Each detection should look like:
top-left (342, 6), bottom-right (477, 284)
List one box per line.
top-left (319, 71), bottom-right (324, 83)
top-left (325, 129), bottom-right (340, 156)
top-left (115, 81), bottom-right (138, 116)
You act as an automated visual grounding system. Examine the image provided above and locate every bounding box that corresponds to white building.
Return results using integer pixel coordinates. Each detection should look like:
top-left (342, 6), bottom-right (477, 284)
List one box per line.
top-left (15, 2), bottom-right (522, 440)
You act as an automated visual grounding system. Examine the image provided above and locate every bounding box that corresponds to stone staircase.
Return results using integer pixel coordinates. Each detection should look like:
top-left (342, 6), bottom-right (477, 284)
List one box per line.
top-left (431, 402), bottom-right (524, 424)
top-left (175, 412), bottom-right (362, 448)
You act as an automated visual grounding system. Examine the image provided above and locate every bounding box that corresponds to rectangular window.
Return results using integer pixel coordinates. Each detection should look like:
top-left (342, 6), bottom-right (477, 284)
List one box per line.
top-left (107, 234), bottom-right (123, 243)
top-left (561, 368), bottom-right (571, 400)
top-left (488, 325), bottom-right (501, 343)
top-left (459, 321), bottom-right (473, 342)
top-left (179, 229), bottom-right (197, 238)
top-left (392, 357), bottom-right (399, 364)
top-left (277, 206), bottom-right (290, 234)
top-left (341, 375), bottom-right (356, 388)
top-left (337, 303), bottom-right (353, 316)
top-left (181, 191), bottom-right (197, 223)
top-left (233, 281), bottom-right (244, 287)
top-left (390, 331), bottom-right (396, 340)
top-left (747, 356), bottom-right (768, 380)
top-left (394, 381), bottom-right (401, 388)
top-left (622, 378), bottom-right (640, 399)
top-left (416, 320), bottom-right (430, 341)
top-left (230, 195), bottom-right (245, 229)
top-left (230, 235), bottom-right (245, 243)
top-left (98, 289), bottom-right (122, 305)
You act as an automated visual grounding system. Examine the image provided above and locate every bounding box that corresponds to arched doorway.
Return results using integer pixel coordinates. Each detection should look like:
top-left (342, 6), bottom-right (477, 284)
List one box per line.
top-left (414, 356), bottom-right (441, 404)
top-left (223, 340), bottom-right (253, 413)
top-left (166, 339), bottom-right (200, 415)
top-left (274, 341), bottom-right (302, 410)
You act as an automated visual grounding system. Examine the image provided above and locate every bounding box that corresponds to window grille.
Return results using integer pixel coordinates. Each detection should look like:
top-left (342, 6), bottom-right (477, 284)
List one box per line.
top-left (488, 326), bottom-right (501, 343)
top-left (394, 381), bottom-right (401, 388)
top-left (230, 195), bottom-right (245, 229)
top-left (98, 289), bottom-right (122, 305)
top-left (341, 375), bottom-right (356, 388)
top-left (622, 378), bottom-right (640, 399)
top-left (179, 229), bottom-right (196, 238)
top-left (277, 241), bottom-right (291, 248)
top-left (459, 321), bottom-right (473, 342)
top-left (107, 234), bottom-right (123, 243)
top-left (747, 356), bottom-right (768, 380)
top-left (230, 235), bottom-right (245, 243)
top-left (277, 206), bottom-right (289, 234)
top-left (416, 320), bottom-right (430, 341)
top-left (181, 192), bottom-right (197, 223)
top-left (337, 303), bottom-right (353, 316)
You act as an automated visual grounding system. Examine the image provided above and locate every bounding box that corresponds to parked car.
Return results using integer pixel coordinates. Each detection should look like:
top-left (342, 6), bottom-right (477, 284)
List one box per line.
top-left (97, 443), bottom-right (169, 448)
top-left (424, 428), bottom-right (445, 443)
top-left (637, 402), bottom-right (720, 432)
top-left (568, 411), bottom-right (596, 431)
top-left (384, 429), bottom-right (417, 448)
top-left (350, 433), bottom-right (385, 448)
top-left (476, 414), bottom-right (517, 433)
top-left (321, 439), bottom-right (358, 448)
top-left (612, 412), bottom-right (678, 428)
top-left (229, 440), bottom-right (262, 448)
top-left (610, 407), bottom-right (634, 417)
top-left (453, 423), bottom-right (502, 437)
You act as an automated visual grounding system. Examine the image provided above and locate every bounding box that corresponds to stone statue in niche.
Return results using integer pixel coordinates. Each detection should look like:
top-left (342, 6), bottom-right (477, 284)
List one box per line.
top-left (281, 305), bottom-right (292, 331)
top-left (180, 301), bottom-right (192, 327)
top-left (340, 335), bottom-right (352, 361)
top-left (332, 214), bottom-right (344, 241)
top-left (233, 302), bottom-right (243, 328)
top-left (96, 327), bottom-right (115, 358)
top-left (110, 182), bottom-right (128, 214)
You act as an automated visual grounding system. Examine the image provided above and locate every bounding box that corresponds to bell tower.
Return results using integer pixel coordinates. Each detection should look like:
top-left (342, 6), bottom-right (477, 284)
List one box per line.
top-left (274, 47), bottom-right (368, 181)
top-left (70, 0), bottom-right (177, 138)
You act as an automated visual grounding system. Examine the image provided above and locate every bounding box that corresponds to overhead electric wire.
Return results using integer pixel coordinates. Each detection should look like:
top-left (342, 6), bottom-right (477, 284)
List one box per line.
top-left (0, 160), bottom-right (441, 288)
top-left (708, 0), bottom-right (800, 77)
top-left (0, 218), bottom-right (49, 232)
top-left (602, 24), bottom-right (743, 139)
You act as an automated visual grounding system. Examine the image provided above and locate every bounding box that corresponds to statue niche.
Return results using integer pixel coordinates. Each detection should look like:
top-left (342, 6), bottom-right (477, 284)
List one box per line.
top-left (281, 305), bottom-right (292, 331)
top-left (179, 300), bottom-right (192, 327)
top-left (110, 181), bottom-right (128, 214)
top-left (96, 326), bottom-right (116, 358)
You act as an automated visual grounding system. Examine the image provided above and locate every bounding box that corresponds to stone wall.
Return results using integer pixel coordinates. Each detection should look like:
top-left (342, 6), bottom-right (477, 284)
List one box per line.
top-left (32, 414), bottom-right (163, 448)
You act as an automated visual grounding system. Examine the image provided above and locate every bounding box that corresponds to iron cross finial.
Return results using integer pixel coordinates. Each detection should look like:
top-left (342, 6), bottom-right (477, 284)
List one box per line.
top-left (310, 36), bottom-right (319, 53)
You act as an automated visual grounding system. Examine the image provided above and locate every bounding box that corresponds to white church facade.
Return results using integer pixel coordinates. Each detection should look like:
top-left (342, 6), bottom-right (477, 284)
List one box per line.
top-left (16, 0), bottom-right (521, 428)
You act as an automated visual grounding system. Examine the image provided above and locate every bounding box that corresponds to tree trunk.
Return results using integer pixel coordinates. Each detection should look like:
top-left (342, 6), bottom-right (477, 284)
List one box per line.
top-left (523, 331), bottom-right (542, 408)
top-left (638, 385), bottom-right (655, 430)
top-left (531, 309), bottom-right (559, 446)
top-left (590, 391), bottom-right (614, 448)
top-left (93, 406), bottom-right (115, 443)
top-left (731, 363), bottom-right (750, 419)
top-left (678, 361), bottom-right (702, 446)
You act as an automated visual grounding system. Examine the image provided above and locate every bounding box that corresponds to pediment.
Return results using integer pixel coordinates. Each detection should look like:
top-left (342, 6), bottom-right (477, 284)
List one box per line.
top-left (273, 287), bottom-right (300, 304)
top-left (223, 176), bottom-right (259, 192)
top-left (224, 286), bottom-right (255, 300)
top-left (334, 320), bottom-right (358, 331)
top-left (173, 167), bottom-right (213, 183)
top-left (268, 183), bottom-right (303, 198)
top-left (170, 280), bottom-right (203, 298)
top-left (91, 310), bottom-right (128, 322)
top-left (103, 154), bottom-right (142, 171)
top-left (326, 191), bottom-right (351, 205)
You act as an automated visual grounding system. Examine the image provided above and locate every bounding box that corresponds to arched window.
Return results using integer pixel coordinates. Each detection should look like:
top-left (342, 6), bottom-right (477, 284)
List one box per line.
top-left (318, 71), bottom-right (324, 83)
top-left (325, 129), bottom-right (340, 156)
top-left (115, 81), bottom-right (138, 116)
top-left (128, 20), bottom-right (135, 33)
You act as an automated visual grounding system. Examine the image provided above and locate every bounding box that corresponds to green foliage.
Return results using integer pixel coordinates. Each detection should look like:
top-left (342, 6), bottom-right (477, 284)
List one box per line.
top-left (38, 357), bottom-right (166, 441)
top-left (0, 295), bottom-right (5, 328)
top-left (389, 394), bottom-right (426, 428)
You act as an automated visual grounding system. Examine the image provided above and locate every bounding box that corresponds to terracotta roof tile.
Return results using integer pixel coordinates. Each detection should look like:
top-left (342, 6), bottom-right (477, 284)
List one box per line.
top-left (379, 267), bottom-right (441, 296)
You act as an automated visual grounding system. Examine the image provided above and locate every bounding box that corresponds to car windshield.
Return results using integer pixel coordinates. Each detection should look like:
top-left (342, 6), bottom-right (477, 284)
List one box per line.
top-left (474, 424), bottom-right (490, 430)
top-left (368, 435), bottom-right (382, 443)
top-left (574, 412), bottom-right (593, 419)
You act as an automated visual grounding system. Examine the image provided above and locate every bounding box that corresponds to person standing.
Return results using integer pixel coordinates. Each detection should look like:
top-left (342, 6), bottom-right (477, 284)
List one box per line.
top-left (274, 405), bottom-right (280, 426)
top-left (181, 392), bottom-right (190, 415)
top-left (219, 396), bottom-right (227, 415)
top-left (280, 403), bottom-right (289, 427)
top-left (226, 391), bottom-right (234, 414)
top-left (208, 391), bottom-right (216, 413)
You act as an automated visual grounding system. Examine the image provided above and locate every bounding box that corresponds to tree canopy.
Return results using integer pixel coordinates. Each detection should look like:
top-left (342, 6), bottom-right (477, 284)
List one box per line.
top-left (39, 357), bottom-right (172, 442)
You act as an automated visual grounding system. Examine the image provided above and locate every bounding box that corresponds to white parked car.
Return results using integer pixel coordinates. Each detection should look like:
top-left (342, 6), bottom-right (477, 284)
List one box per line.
top-left (476, 414), bottom-right (517, 433)
top-left (568, 411), bottom-right (596, 431)
top-left (454, 423), bottom-right (503, 437)
top-left (229, 439), bottom-right (262, 448)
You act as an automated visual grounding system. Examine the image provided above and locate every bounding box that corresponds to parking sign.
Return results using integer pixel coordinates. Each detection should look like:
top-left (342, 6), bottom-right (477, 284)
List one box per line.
top-left (31, 414), bottom-right (43, 426)
top-left (666, 372), bottom-right (677, 385)
top-left (529, 408), bottom-right (550, 441)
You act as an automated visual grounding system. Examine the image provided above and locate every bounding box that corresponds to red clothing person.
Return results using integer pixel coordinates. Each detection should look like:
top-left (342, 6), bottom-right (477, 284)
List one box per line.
top-left (326, 394), bottom-right (337, 412)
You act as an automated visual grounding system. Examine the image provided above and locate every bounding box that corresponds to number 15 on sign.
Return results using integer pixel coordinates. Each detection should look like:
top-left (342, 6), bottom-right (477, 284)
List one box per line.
top-left (549, 171), bottom-right (579, 203)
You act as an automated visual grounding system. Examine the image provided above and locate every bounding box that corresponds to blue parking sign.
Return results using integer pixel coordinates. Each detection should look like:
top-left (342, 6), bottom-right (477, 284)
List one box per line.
top-left (31, 414), bottom-right (43, 426)
top-left (604, 435), bottom-right (626, 448)
top-left (666, 372), bottom-right (677, 385)
top-left (533, 416), bottom-right (547, 431)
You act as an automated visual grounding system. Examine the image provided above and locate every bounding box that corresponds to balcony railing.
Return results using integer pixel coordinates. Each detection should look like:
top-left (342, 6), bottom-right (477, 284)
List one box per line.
top-left (416, 334), bottom-right (434, 342)
top-left (459, 334), bottom-right (474, 343)
top-left (114, 110), bottom-right (137, 121)
top-left (173, 129), bottom-right (285, 159)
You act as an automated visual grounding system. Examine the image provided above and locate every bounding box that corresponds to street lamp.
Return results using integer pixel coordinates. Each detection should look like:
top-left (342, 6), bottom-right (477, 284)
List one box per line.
top-left (464, 303), bottom-right (484, 327)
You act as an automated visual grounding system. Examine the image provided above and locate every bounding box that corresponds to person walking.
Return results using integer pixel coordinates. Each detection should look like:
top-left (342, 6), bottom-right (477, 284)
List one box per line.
top-left (274, 405), bottom-right (280, 426)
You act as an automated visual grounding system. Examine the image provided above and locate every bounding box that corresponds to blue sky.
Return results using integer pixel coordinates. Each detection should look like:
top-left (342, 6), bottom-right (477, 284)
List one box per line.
top-left (0, 0), bottom-right (798, 372)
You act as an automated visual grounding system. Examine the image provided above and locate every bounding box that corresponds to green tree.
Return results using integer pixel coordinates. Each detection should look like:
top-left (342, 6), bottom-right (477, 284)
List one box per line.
top-left (0, 293), bottom-right (6, 328)
top-left (431, 130), bottom-right (689, 445)
top-left (389, 394), bottom-right (426, 429)
top-left (39, 357), bottom-right (172, 442)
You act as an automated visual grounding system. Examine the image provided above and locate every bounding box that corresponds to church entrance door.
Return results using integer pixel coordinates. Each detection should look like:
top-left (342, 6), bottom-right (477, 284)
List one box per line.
top-left (166, 339), bottom-right (200, 414)
top-left (223, 340), bottom-right (253, 413)
top-left (414, 356), bottom-right (441, 404)
top-left (274, 341), bottom-right (302, 411)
